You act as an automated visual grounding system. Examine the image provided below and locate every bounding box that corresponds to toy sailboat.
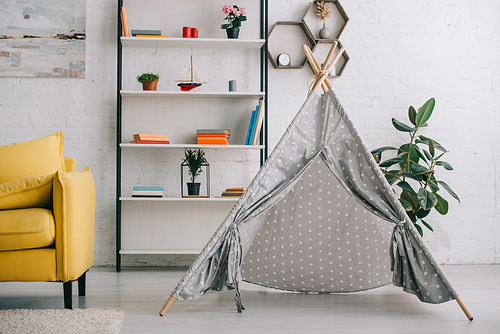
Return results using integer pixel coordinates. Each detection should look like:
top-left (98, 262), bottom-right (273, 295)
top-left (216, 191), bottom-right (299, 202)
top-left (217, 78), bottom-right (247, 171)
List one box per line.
top-left (176, 55), bottom-right (208, 91)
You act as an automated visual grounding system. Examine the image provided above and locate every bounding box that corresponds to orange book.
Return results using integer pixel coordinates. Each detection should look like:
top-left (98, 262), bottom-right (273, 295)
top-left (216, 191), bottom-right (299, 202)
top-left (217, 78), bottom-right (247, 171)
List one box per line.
top-left (133, 134), bottom-right (169, 140)
top-left (197, 138), bottom-right (229, 145)
top-left (225, 187), bottom-right (247, 191)
top-left (120, 7), bottom-right (129, 37)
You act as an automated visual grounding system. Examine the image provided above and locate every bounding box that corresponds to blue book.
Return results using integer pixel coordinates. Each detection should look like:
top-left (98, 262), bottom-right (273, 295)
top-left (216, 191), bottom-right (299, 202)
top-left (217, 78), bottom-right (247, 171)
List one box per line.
top-left (248, 104), bottom-right (260, 145)
top-left (133, 186), bottom-right (164, 191)
top-left (245, 109), bottom-right (257, 145)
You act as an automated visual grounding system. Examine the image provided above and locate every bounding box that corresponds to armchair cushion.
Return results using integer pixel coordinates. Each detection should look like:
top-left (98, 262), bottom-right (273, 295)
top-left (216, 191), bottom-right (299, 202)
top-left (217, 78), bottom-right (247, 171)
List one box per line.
top-left (0, 173), bottom-right (55, 210)
top-left (0, 132), bottom-right (65, 184)
top-left (0, 208), bottom-right (55, 251)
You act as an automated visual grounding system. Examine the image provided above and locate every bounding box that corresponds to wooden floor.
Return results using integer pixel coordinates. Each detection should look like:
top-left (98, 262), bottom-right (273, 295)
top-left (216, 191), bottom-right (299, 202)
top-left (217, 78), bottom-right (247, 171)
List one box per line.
top-left (0, 265), bottom-right (499, 333)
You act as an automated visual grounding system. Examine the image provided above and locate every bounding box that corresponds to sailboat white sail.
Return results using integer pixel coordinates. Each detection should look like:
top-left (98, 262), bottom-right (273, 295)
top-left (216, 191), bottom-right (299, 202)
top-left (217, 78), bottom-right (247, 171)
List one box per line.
top-left (176, 55), bottom-right (207, 91)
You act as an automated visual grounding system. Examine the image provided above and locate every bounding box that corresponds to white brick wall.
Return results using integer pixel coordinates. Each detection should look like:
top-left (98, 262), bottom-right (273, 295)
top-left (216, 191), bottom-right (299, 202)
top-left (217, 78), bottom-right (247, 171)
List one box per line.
top-left (0, 0), bottom-right (498, 265)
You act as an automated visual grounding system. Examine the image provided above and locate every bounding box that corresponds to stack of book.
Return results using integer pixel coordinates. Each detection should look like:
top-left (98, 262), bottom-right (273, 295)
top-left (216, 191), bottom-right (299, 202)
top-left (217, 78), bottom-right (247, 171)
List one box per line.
top-left (132, 134), bottom-right (169, 144)
top-left (218, 187), bottom-right (247, 197)
top-left (132, 186), bottom-right (164, 197)
top-left (196, 129), bottom-right (230, 145)
top-left (245, 98), bottom-right (265, 145)
top-left (131, 29), bottom-right (166, 37)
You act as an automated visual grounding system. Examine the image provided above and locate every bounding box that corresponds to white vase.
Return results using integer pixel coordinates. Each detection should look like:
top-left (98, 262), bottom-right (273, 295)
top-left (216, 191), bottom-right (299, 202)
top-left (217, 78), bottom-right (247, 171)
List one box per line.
top-left (319, 22), bottom-right (331, 39)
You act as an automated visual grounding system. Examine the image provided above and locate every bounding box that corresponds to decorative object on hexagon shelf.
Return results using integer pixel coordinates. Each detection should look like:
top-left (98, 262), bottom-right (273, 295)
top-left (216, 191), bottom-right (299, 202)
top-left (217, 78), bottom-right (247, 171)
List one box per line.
top-left (315, 1), bottom-right (332, 39)
top-left (221, 4), bottom-right (247, 39)
top-left (303, 0), bottom-right (349, 41)
top-left (267, 21), bottom-right (316, 69)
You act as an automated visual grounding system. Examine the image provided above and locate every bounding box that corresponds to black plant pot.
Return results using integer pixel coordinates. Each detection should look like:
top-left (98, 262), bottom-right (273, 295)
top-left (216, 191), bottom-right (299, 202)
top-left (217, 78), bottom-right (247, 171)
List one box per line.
top-left (187, 182), bottom-right (201, 196)
top-left (226, 28), bottom-right (240, 39)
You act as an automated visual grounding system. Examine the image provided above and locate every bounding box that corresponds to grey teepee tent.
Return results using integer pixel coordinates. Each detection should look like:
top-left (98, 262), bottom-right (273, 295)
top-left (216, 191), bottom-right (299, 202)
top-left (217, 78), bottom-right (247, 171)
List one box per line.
top-left (159, 44), bottom-right (472, 320)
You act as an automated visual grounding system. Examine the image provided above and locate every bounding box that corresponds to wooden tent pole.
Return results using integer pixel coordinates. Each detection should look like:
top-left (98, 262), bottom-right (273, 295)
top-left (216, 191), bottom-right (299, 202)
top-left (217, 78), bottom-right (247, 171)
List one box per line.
top-left (311, 47), bottom-right (345, 92)
top-left (302, 45), bottom-right (328, 92)
top-left (455, 296), bottom-right (473, 321)
top-left (302, 45), bottom-right (329, 92)
top-left (159, 295), bottom-right (175, 316)
top-left (319, 41), bottom-right (339, 74)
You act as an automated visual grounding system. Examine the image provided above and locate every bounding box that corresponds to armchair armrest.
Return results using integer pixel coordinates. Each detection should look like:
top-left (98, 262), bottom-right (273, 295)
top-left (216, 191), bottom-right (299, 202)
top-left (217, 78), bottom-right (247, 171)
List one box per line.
top-left (53, 167), bottom-right (95, 282)
top-left (64, 157), bottom-right (77, 172)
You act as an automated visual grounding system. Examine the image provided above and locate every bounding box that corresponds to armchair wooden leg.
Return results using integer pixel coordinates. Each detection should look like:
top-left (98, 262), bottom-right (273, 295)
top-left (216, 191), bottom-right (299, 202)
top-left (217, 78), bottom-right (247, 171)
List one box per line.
top-left (63, 281), bottom-right (72, 309)
top-left (78, 271), bottom-right (87, 297)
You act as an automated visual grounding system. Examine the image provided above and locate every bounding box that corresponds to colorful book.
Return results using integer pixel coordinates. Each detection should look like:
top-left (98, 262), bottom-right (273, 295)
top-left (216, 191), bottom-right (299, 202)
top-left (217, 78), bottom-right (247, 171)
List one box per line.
top-left (197, 139), bottom-right (229, 145)
top-left (132, 140), bottom-right (170, 144)
top-left (133, 134), bottom-right (168, 140)
top-left (196, 129), bottom-right (230, 135)
top-left (133, 186), bottom-right (164, 191)
top-left (120, 7), bottom-right (129, 37)
top-left (196, 134), bottom-right (229, 138)
top-left (225, 187), bottom-right (247, 191)
top-left (131, 29), bottom-right (162, 36)
top-left (252, 99), bottom-right (265, 145)
top-left (136, 35), bottom-right (167, 38)
top-left (245, 109), bottom-right (257, 145)
top-left (132, 191), bottom-right (163, 197)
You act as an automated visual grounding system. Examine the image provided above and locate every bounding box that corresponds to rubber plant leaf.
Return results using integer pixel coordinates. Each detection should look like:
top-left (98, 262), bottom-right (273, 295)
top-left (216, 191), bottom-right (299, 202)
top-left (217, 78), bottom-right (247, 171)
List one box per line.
top-left (408, 106), bottom-right (417, 125)
top-left (415, 98), bottom-right (435, 127)
top-left (392, 118), bottom-right (414, 132)
top-left (416, 208), bottom-right (431, 219)
top-left (421, 220), bottom-right (434, 232)
top-left (397, 181), bottom-right (416, 194)
top-left (437, 180), bottom-right (460, 203)
top-left (417, 187), bottom-right (437, 210)
top-left (414, 145), bottom-right (428, 163)
top-left (399, 198), bottom-right (412, 211)
top-left (379, 157), bottom-right (403, 168)
top-left (414, 223), bottom-right (423, 236)
top-left (434, 193), bottom-right (449, 215)
top-left (436, 161), bottom-right (454, 170)
top-left (411, 163), bottom-right (430, 175)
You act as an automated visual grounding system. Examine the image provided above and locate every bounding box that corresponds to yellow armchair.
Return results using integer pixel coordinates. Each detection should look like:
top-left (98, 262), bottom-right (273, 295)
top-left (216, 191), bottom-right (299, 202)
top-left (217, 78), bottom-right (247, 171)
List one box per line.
top-left (0, 133), bottom-right (95, 309)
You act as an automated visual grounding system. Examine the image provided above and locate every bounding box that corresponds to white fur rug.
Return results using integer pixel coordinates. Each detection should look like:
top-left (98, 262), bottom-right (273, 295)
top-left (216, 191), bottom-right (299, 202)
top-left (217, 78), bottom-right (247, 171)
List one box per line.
top-left (0, 308), bottom-right (124, 334)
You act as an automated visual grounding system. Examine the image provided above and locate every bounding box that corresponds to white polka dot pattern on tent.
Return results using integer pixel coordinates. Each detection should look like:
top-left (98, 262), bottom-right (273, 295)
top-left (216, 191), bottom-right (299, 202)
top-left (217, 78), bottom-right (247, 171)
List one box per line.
top-left (241, 156), bottom-right (394, 293)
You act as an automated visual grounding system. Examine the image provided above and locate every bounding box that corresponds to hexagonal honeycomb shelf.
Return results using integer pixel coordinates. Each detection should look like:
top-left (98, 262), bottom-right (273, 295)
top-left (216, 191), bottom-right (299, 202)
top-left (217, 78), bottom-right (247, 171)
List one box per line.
top-left (310, 40), bottom-right (349, 78)
top-left (302, 0), bottom-right (349, 41)
top-left (268, 21), bottom-right (316, 69)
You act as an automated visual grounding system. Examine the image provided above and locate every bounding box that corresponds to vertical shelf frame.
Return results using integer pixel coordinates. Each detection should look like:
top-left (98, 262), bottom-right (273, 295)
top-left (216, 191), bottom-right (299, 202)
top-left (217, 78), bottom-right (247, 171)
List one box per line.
top-left (115, 0), bottom-right (269, 271)
top-left (116, 0), bottom-right (124, 272)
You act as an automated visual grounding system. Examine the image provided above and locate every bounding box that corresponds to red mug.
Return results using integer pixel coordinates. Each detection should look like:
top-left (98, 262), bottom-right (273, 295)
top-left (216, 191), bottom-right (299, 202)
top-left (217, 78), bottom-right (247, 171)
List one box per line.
top-left (191, 28), bottom-right (198, 38)
top-left (182, 27), bottom-right (191, 38)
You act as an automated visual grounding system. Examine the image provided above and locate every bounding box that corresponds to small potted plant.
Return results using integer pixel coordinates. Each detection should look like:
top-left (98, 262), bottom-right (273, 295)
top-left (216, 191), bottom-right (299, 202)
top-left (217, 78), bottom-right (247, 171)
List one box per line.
top-left (182, 148), bottom-right (208, 196)
top-left (221, 4), bottom-right (247, 39)
top-left (136, 72), bottom-right (159, 91)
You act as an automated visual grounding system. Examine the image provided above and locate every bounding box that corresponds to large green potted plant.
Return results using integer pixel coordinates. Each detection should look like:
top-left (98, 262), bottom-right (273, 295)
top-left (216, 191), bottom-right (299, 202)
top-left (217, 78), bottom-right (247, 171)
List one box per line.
top-left (183, 148), bottom-right (208, 196)
top-left (136, 72), bottom-right (159, 91)
top-left (371, 98), bottom-right (460, 236)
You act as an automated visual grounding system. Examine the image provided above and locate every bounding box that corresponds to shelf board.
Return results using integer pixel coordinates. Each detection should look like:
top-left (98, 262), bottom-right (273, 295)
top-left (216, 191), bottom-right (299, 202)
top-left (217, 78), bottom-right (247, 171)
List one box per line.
top-left (120, 196), bottom-right (240, 202)
top-left (120, 143), bottom-right (264, 149)
top-left (121, 37), bottom-right (265, 49)
top-left (119, 249), bottom-right (201, 255)
top-left (121, 90), bottom-right (265, 99)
